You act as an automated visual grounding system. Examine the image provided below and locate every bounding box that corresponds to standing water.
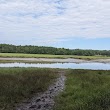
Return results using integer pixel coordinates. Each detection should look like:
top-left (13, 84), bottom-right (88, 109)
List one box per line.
top-left (0, 62), bottom-right (110, 70)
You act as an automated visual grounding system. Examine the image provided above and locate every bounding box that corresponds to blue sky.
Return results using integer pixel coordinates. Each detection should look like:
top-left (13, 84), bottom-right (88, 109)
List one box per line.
top-left (53, 37), bottom-right (110, 50)
top-left (0, 0), bottom-right (110, 50)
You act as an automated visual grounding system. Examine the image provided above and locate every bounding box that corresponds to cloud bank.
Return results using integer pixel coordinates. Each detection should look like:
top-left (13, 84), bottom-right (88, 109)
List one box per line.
top-left (0, 0), bottom-right (110, 45)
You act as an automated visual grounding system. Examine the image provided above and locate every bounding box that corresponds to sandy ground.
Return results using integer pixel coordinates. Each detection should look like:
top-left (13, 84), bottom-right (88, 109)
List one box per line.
top-left (0, 57), bottom-right (110, 63)
top-left (15, 70), bottom-right (66, 110)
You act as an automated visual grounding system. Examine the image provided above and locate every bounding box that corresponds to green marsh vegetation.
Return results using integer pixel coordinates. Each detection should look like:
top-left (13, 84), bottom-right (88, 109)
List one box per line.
top-left (0, 53), bottom-right (110, 60)
top-left (0, 68), bottom-right (58, 110)
top-left (55, 69), bottom-right (110, 110)
top-left (1, 68), bottom-right (110, 110)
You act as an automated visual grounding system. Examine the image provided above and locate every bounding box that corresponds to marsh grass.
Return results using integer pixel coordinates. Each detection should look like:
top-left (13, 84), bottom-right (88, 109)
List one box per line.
top-left (0, 53), bottom-right (109, 60)
top-left (54, 69), bottom-right (110, 110)
top-left (0, 67), bottom-right (58, 110)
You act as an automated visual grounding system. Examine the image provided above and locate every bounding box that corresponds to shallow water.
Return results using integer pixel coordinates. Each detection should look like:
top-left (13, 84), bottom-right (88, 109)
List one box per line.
top-left (0, 62), bottom-right (110, 70)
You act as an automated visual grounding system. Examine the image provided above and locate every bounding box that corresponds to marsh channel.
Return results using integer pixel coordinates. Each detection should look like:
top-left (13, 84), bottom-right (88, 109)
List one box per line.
top-left (0, 58), bottom-right (110, 70)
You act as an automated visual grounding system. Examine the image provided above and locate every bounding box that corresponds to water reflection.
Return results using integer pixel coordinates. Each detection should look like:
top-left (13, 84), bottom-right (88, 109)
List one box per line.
top-left (0, 62), bottom-right (110, 70)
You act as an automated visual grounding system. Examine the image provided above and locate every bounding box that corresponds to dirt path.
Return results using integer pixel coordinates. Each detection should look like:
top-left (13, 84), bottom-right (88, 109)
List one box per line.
top-left (16, 71), bottom-right (66, 110)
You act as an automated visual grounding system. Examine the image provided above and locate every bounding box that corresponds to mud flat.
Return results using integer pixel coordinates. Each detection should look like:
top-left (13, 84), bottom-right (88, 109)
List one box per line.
top-left (0, 58), bottom-right (95, 63)
top-left (92, 59), bottom-right (110, 63)
top-left (16, 71), bottom-right (66, 110)
top-left (0, 57), bottom-right (110, 63)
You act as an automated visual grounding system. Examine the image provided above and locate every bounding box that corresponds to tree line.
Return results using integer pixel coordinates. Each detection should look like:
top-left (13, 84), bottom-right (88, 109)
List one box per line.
top-left (0, 44), bottom-right (110, 56)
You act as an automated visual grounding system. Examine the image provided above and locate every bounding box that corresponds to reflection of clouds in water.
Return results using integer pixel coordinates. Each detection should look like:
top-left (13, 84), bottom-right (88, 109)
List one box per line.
top-left (0, 62), bottom-right (110, 70)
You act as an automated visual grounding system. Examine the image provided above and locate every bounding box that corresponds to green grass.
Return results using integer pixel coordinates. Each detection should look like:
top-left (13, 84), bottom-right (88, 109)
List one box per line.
top-left (0, 53), bottom-right (64, 58)
top-left (0, 53), bottom-right (110, 60)
top-left (54, 69), bottom-right (110, 110)
top-left (0, 67), bottom-right (58, 110)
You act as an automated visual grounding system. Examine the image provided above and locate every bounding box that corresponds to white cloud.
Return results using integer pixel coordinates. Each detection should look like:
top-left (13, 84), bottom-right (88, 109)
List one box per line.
top-left (0, 0), bottom-right (110, 45)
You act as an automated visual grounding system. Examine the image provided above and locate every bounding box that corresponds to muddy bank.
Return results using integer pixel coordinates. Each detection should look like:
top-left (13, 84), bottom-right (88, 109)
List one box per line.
top-left (0, 57), bottom-right (110, 63)
top-left (15, 71), bottom-right (66, 110)
top-left (91, 59), bottom-right (110, 63)
top-left (0, 57), bottom-right (88, 63)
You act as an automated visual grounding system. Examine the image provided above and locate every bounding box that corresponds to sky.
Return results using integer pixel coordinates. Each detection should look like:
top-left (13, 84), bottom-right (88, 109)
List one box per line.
top-left (0, 0), bottom-right (110, 50)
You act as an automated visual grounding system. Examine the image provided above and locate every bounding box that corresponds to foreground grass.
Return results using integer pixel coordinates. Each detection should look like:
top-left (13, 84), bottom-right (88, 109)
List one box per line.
top-left (54, 69), bottom-right (110, 110)
top-left (0, 53), bottom-right (110, 60)
top-left (0, 67), bottom-right (58, 110)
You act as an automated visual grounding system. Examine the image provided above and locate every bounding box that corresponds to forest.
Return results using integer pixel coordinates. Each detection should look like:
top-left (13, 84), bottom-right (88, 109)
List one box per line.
top-left (0, 44), bottom-right (110, 56)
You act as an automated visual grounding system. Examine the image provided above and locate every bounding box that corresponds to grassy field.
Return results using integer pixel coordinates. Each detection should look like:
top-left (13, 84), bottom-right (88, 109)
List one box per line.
top-left (0, 67), bottom-right (58, 110)
top-left (1, 68), bottom-right (110, 110)
top-left (0, 53), bottom-right (110, 60)
top-left (54, 69), bottom-right (110, 110)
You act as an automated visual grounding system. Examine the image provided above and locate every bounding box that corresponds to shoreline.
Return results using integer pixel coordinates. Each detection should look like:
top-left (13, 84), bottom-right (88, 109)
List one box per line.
top-left (0, 57), bottom-right (110, 63)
